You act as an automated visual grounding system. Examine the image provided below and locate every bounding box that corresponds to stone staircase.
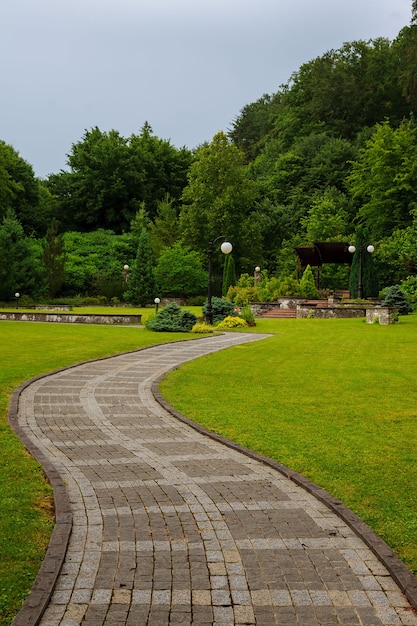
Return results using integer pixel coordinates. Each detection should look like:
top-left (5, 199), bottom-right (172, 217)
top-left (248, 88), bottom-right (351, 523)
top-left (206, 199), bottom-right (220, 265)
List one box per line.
top-left (260, 300), bottom-right (331, 319)
top-left (261, 307), bottom-right (297, 318)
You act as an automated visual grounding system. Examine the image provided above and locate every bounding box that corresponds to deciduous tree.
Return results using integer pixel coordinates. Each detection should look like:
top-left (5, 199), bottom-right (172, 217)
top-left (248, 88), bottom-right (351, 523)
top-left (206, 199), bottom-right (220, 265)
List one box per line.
top-left (179, 132), bottom-right (262, 273)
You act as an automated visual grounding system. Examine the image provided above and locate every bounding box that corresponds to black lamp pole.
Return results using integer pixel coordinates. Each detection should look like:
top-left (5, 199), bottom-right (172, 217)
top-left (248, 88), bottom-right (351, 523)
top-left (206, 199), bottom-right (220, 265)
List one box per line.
top-left (206, 236), bottom-right (232, 325)
top-left (349, 244), bottom-right (374, 299)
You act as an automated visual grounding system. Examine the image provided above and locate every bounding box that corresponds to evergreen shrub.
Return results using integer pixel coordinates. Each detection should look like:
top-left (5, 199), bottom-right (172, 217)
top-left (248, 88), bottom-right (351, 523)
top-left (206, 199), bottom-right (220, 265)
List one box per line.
top-left (300, 265), bottom-right (319, 298)
top-left (381, 285), bottom-right (413, 315)
top-left (202, 296), bottom-right (236, 324)
top-left (146, 303), bottom-right (198, 332)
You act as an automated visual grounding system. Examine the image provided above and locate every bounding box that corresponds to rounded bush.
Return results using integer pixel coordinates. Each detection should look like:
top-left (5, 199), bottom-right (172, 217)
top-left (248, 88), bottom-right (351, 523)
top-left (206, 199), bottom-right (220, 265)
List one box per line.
top-left (191, 322), bottom-right (214, 334)
top-left (147, 303), bottom-right (198, 332)
top-left (216, 316), bottom-right (248, 330)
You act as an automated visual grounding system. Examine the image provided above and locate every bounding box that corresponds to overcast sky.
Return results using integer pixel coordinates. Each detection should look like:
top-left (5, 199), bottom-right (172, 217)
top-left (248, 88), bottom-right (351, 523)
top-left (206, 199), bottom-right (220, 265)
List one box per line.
top-left (1, 0), bottom-right (412, 179)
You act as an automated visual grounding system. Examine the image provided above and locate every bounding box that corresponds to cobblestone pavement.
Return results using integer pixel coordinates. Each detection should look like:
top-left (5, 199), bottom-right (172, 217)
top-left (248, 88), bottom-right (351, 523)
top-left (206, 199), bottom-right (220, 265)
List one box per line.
top-left (10, 332), bottom-right (417, 626)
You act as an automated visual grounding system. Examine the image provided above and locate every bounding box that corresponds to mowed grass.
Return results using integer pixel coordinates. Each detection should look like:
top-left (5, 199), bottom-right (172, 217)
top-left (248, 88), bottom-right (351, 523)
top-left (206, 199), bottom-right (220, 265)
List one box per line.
top-left (0, 321), bottom-right (196, 626)
top-left (160, 315), bottom-right (417, 576)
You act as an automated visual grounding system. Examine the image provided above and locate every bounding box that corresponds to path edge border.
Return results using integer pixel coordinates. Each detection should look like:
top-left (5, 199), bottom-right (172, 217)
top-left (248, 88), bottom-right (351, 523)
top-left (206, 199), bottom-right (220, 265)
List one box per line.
top-left (152, 376), bottom-right (417, 613)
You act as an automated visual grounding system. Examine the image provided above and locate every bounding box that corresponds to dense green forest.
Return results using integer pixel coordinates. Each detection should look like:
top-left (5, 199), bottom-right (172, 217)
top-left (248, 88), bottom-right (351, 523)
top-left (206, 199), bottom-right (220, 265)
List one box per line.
top-left (2, 16), bottom-right (417, 305)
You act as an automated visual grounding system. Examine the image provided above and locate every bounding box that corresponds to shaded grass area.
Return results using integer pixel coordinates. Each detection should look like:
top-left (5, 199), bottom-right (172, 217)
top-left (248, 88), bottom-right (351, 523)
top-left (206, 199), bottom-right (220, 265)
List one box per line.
top-left (160, 315), bottom-right (417, 576)
top-left (0, 322), bottom-right (195, 626)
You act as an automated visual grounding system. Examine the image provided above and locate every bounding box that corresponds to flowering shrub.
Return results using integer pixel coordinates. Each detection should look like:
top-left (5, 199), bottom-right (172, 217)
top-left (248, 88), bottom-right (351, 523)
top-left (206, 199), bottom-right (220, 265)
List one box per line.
top-left (216, 316), bottom-right (248, 330)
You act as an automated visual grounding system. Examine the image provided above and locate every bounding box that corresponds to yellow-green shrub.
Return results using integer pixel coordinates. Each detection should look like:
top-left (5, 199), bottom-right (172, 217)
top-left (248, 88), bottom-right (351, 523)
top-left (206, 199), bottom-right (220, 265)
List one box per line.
top-left (216, 316), bottom-right (248, 329)
top-left (191, 322), bottom-right (214, 333)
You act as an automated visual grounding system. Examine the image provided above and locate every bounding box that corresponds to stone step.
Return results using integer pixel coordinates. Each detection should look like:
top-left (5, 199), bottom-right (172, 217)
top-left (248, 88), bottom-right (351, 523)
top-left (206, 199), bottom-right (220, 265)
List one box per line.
top-left (261, 308), bottom-right (297, 318)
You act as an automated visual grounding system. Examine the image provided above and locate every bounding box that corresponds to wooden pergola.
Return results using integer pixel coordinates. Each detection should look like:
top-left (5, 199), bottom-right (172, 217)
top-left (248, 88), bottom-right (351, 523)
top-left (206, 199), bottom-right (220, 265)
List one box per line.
top-left (294, 242), bottom-right (353, 288)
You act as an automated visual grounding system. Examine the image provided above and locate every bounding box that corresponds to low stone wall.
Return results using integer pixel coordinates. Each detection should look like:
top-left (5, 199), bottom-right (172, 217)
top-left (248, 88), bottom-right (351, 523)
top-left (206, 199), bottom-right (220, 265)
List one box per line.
top-left (297, 305), bottom-right (395, 324)
top-left (297, 305), bottom-right (366, 319)
top-left (0, 312), bottom-right (142, 324)
top-left (365, 307), bottom-right (395, 325)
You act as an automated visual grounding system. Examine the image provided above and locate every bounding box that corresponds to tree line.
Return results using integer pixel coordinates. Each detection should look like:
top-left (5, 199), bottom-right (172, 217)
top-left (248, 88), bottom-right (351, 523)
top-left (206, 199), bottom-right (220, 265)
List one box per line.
top-left (1, 15), bottom-right (417, 303)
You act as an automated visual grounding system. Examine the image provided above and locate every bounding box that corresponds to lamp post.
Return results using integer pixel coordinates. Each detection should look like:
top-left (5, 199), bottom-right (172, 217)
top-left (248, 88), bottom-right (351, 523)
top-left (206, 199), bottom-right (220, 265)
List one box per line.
top-left (14, 292), bottom-right (20, 309)
top-left (123, 264), bottom-right (130, 283)
top-left (348, 244), bottom-right (374, 299)
top-left (154, 297), bottom-right (160, 314)
top-left (206, 236), bottom-right (233, 325)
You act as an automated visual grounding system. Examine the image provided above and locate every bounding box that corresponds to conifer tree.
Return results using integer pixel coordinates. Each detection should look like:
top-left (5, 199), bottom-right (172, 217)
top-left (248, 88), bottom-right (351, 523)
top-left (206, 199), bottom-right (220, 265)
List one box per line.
top-left (222, 254), bottom-right (237, 296)
top-left (300, 264), bottom-right (318, 298)
top-left (381, 285), bottom-right (413, 315)
top-left (125, 229), bottom-right (156, 305)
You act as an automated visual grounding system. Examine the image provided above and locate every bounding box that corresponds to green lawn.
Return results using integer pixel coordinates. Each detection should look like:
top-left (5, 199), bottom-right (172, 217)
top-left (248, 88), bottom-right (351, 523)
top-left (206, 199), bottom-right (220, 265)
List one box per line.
top-left (160, 315), bottom-right (417, 576)
top-left (0, 321), bottom-right (196, 626)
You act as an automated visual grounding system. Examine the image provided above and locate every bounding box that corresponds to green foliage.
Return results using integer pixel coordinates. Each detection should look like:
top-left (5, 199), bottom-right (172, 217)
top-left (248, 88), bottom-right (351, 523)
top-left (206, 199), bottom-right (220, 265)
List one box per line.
top-left (146, 303), bottom-right (197, 332)
top-left (300, 187), bottom-right (350, 242)
top-left (180, 132), bottom-right (262, 272)
top-left (45, 125), bottom-right (192, 233)
top-left (349, 120), bottom-right (417, 239)
top-left (41, 219), bottom-right (65, 298)
top-left (216, 315), bottom-right (248, 329)
top-left (400, 275), bottom-right (417, 308)
top-left (202, 296), bottom-right (236, 325)
top-left (125, 229), bottom-right (156, 306)
top-left (0, 141), bottom-right (48, 236)
top-left (226, 285), bottom-right (259, 307)
top-left (62, 230), bottom-right (133, 298)
top-left (191, 321), bottom-right (214, 334)
top-left (222, 253), bottom-right (236, 296)
top-left (381, 284), bottom-right (413, 314)
top-left (239, 304), bottom-right (256, 325)
top-left (154, 242), bottom-right (207, 298)
top-left (0, 211), bottom-right (41, 301)
top-left (276, 276), bottom-right (303, 297)
top-left (257, 276), bottom-right (282, 301)
top-left (149, 194), bottom-right (181, 259)
top-left (300, 264), bottom-right (319, 298)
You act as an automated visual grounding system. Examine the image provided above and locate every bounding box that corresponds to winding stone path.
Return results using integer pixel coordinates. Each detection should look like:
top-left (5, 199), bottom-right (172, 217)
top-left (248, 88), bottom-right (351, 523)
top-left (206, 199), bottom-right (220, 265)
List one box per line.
top-left (9, 332), bottom-right (417, 625)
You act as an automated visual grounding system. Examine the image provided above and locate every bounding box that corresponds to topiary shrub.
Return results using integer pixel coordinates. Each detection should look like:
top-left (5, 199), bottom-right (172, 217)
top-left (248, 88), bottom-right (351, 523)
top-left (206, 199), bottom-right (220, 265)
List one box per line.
top-left (216, 316), bottom-right (248, 330)
top-left (146, 303), bottom-right (198, 332)
top-left (381, 285), bottom-right (413, 315)
top-left (202, 296), bottom-right (236, 324)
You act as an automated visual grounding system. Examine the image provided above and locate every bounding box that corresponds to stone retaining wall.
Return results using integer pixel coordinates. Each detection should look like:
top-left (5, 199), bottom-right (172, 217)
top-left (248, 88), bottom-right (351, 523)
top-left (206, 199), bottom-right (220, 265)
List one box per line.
top-left (297, 305), bottom-right (395, 324)
top-left (0, 312), bottom-right (142, 324)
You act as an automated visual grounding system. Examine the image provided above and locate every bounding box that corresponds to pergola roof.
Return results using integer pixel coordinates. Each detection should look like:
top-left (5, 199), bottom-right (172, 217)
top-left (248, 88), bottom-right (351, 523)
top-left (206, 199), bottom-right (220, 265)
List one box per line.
top-left (294, 242), bottom-right (353, 267)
